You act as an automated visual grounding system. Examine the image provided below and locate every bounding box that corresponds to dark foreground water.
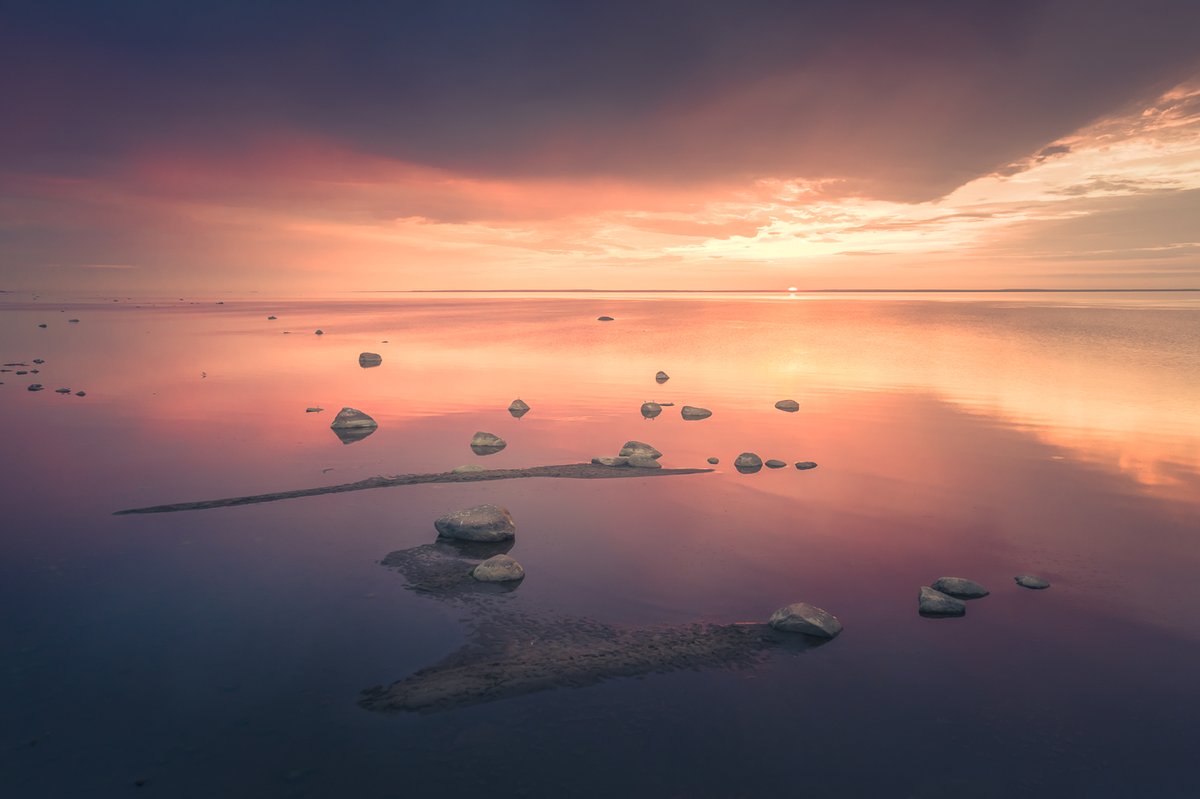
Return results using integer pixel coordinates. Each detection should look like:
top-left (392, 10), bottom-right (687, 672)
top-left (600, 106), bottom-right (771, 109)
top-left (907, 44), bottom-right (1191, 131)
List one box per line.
top-left (2, 292), bottom-right (1198, 797)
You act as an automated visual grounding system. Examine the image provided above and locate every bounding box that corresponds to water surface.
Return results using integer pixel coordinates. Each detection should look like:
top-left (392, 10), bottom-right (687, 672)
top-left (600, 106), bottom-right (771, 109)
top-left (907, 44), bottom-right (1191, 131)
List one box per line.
top-left (2, 292), bottom-right (1198, 797)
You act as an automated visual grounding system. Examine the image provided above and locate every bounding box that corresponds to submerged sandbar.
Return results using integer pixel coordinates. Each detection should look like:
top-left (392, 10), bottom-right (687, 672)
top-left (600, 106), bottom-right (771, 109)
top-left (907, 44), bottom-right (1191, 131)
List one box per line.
top-left (113, 462), bottom-right (712, 515)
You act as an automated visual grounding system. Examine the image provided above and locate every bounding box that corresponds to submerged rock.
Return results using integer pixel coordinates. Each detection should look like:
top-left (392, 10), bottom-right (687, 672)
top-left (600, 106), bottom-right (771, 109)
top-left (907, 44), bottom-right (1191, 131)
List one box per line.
top-left (358, 352), bottom-right (383, 368)
top-left (75, 391), bottom-right (86, 397)
top-left (655, 370), bottom-right (670, 383)
top-left (764, 459), bottom-right (786, 469)
top-left (471, 554), bottom-right (525, 583)
top-left (768, 603), bottom-right (843, 639)
top-left (54, 388), bottom-right (70, 394)
top-left (37, 323), bottom-right (47, 328)
top-left (707, 457), bottom-right (719, 464)
top-left (508, 399), bottom-right (530, 418)
top-left (627, 456), bottom-right (663, 469)
top-left (381, 539), bottom-right (518, 596)
top-left (640, 401), bottom-right (662, 419)
top-left (931, 577), bottom-right (990, 599)
top-left (597, 315), bottom-right (614, 321)
top-left (919, 586), bottom-right (966, 617)
top-left (775, 399), bottom-right (800, 412)
top-left (267, 315), bottom-right (277, 320)
top-left (68, 319), bottom-right (80, 323)
top-left (451, 464), bottom-right (487, 474)
top-left (1015, 574), bottom-right (1051, 590)
top-left (305, 407), bottom-right (324, 413)
top-left (680, 406), bottom-right (712, 421)
top-left (32, 358), bottom-right (44, 364)
top-left (619, 441), bottom-right (662, 460)
top-left (591, 456), bottom-right (630, 467)
top-left (470, 431), bottom-right (507, 455)
top-left (795, 461), bottom-right (818, 470)
top-left (734, 452), bottom-right (763, 473)
top-left (435, 504), bottom-right (516, 542)
top-left (360, 615), bottom-right (791, 714)
top-left (27, 384), bottom-right (44, 392)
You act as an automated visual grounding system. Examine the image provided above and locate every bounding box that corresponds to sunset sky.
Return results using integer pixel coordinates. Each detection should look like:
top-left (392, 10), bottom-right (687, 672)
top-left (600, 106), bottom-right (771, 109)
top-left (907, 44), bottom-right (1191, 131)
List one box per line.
top-left (2, 0), bottom-right (1199, 293)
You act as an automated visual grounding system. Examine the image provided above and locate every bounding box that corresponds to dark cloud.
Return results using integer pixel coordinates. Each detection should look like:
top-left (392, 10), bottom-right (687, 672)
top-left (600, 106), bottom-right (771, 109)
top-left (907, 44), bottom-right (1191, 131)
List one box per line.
top-left (1053, 176), bottom-right (1178, 196)
top-left (2, 0), bottom-right (1200, 200)
top-left (1037, 145), bottom-right (1072, 159)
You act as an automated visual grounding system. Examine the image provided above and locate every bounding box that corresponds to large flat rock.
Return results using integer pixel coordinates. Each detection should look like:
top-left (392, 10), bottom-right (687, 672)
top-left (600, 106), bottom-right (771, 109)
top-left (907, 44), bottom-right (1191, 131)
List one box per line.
top-left (434, 504), bottom-right (516, 542)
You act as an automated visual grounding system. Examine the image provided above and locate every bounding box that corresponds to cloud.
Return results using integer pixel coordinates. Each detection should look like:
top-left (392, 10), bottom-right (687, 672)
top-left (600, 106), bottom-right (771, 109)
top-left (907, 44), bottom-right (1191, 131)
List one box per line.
top-left (4, 1), bottom-right (1200, 202)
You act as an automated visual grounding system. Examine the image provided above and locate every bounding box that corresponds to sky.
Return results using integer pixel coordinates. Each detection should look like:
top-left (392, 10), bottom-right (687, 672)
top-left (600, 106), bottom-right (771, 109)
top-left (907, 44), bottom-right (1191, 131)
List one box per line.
top-left (2, 0), bottom-right (1199, 293)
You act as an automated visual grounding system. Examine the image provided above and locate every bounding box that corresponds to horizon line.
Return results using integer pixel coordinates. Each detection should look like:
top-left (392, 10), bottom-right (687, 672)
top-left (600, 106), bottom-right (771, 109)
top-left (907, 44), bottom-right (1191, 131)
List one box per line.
top-left (358, 287), bottom-right (1200, 294)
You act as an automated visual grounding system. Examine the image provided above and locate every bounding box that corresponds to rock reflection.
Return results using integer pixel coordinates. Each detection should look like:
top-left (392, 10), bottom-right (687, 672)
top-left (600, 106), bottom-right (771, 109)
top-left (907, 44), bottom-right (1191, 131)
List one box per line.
top-left (331, 425), bottom-right (377, 445)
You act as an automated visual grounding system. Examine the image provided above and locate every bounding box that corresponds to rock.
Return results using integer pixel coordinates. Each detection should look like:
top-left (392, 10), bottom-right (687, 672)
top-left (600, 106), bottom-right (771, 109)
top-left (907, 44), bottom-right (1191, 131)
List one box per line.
top-left (655, 371), bottom-right (670, 383)
top-left (435, 504), bottom-right (516, 542)
top-left (37, 323), bottom-right (47, 328)
top-left (734, 452), bottom-right (763, 473)
top-left (768, 603), bottom-right (843, 639)
top-left (330, 407), bottom-right (377, 429)
top-left (591, 456), bottom-right (630, 467)
top-left (597, 315), bottom-right (614, 321)
top-left (451, 464), bottom-right (487, 474)
top-left (508, 399), bottom-right (530, 418)
top-left (775, 399), bottom-right (800, 412)
top-left (919, 586), bottom-right (966, 617)
top-left (626, 456), bottom-right (662, 469)
top-left (27, 384), bottom-right (44, 392)
top-left (794, 461), bottom-right (818, 470)
top-left (68, 319), bottom-right (79, 323)
top-left (471, 554), bottom-right (525, 583)
top-left (54, 388), bottom-right (70, 394)
top-left (680, 406), bottom-right (712, 420)
top-left (16, 370), bottom-right (27, 375)
top-left (75, 391), bottom-right (86, 397)
top-left (765, 459), bottom-right (787, 469)
top-left (707, 457), bottom-right (719, 464)
top-left (619, 441), bottom-right (662, 459)
top-left (931, 577), bottom-right (990, 599)
top-left (1015, 574), bottom-right (1050, 590)
top-left (32, 358), bottom-right (44, 364)
top-left (330, 407), bottom-right (378, 444)
top-left (267, 315), bottom-right (277, 320)
top-left (305, 407), bottom-right (323, 413)
top-left (358, 352), bottom-right (383, 368)
top-left (659, 402), bottom-right (675, 407)
top-left (640, 401), bottom-right (662, 419)
top-left (470, 431), bottom-right (507, 455)
top-left (314, 329), bottom-right (324, 335)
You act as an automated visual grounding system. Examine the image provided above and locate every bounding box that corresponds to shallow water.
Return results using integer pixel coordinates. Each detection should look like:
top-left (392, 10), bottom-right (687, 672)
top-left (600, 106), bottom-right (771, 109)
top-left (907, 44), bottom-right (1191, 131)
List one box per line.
top-left (2, 292), bottom-right (1198, 797)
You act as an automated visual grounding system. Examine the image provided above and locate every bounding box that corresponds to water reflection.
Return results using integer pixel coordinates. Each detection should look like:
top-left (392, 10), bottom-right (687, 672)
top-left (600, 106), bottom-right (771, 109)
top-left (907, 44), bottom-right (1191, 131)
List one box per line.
top-left (331, 425), bottom-right (377, 445)
top-left (1, 293), bottom-right (1198, 795)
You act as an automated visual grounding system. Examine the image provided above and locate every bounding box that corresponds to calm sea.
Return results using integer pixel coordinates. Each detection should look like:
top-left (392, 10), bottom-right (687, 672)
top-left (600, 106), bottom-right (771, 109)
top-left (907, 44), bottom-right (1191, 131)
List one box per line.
top-left (2, 292), bottom-right (1198, 797)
